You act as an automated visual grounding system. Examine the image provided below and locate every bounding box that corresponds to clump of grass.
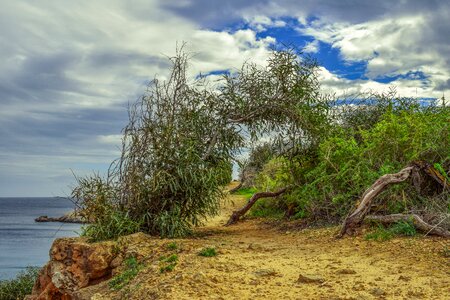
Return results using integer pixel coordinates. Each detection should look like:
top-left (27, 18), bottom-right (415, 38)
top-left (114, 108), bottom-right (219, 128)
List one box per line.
top-left (441, 246), bottom-right (450, 258)
top-left (81, 209), bottom-right (143, 242)
top-left (159, 254), bottom-right (178, 273)
top-left (109, 257), bottom-right (141, 290)
top-left (198, 247), bottom-right (217, 257)
top-left (0, 267), bottom-right (40, 300)
top-left (233, 188), bottom-right (257, 199)
top-left (365, 226), bottom-right (394, 241)
top-left (166, 242), bottom-right (178, 250)
top-left (365, 220), bottom-right (417, 241)
top-left (390, 221), bottom-right (417, 236)
top-left (249, 198), bottom-right (284, 218)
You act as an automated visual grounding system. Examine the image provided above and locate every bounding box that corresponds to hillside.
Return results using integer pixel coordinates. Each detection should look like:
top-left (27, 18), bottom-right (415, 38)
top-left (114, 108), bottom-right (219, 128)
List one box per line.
top-left (27, 184), bottom-right (449, 300)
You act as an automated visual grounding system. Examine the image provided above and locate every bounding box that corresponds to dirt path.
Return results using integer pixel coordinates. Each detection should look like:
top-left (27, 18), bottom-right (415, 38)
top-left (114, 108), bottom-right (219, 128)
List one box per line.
top-left (96, 189), bottom-right (450, 300)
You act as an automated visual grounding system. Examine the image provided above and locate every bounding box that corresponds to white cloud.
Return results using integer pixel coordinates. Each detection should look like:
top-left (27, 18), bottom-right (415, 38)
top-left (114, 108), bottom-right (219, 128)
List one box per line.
top-left (0, 1), bottom-right (275, 196)
top-left (302, 40), bottom-right (319, 53)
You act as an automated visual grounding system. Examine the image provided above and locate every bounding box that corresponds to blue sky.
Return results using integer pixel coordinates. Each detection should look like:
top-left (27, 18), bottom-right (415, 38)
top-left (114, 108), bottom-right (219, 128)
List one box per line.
top-left (1, 0), bottom-right (449, 196)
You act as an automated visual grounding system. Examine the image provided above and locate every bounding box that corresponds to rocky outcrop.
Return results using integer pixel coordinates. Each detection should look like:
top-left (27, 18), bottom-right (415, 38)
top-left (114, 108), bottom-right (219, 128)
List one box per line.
top-left (25, 233), bottom-right (158, 300)
top-left (35, 211), bottom-right (87, 224)
top-left (25, 238), bottom-right (118, 299)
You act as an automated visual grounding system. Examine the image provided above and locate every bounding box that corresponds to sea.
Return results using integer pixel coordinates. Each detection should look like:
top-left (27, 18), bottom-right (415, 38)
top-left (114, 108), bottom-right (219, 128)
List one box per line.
top-left (0, 197), bottom-right (81, 280)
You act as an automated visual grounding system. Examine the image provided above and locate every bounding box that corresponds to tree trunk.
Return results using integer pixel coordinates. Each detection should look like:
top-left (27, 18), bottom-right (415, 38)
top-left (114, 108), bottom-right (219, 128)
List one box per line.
top-left (339, 161), bottom-right (450, 237)
top-left (365, 214), bottom-right (450, 237)
top-left (226, 187), bottom-right (288, 226)
top-left (339, 166), bottom-right (414, 237)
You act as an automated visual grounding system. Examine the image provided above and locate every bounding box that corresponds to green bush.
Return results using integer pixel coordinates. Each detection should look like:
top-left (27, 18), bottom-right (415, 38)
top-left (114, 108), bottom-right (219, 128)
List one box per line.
top-left (81, 210), bottom-right (143, 242)
top-left (0, 267), bottom-right (40, 300)
top-left (159, 254), bottom-right (178, 273)
top-left (365, 221), bottom-right (417, 241)
top-left (198, 247), bottom-right (217, 257)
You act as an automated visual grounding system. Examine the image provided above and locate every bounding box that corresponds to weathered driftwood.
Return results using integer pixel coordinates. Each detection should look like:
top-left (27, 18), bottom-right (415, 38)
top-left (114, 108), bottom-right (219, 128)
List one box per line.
top-left (339, 161), bottom-right (449, 237)
top-left (365, 214), bottom-right (450, 237)
top-left (226, 187), bottom-right (288, 226)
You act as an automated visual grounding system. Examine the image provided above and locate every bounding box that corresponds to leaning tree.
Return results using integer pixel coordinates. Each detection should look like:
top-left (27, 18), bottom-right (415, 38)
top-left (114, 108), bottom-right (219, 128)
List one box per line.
top-left (72, 46), bottom-right (328, 238)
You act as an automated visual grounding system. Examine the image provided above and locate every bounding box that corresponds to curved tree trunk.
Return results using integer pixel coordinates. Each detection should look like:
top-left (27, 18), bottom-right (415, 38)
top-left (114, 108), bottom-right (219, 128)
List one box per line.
top-left (226, 187), bottom-right (288, 226)
top-left (338, 166), bottom-right (414, 237)
top-left (339, 161), bottom-right (450, 237)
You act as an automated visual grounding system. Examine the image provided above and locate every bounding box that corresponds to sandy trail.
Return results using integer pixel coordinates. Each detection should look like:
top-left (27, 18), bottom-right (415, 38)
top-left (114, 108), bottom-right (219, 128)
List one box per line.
top-left (98, 188), bottom-right (450, 300)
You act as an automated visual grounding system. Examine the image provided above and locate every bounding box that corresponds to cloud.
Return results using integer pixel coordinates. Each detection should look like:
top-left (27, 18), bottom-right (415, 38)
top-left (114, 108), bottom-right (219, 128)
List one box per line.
top-left (1, 0), bottom-right (449, 196)
top-left (0, 1), bottom-right (277, 196)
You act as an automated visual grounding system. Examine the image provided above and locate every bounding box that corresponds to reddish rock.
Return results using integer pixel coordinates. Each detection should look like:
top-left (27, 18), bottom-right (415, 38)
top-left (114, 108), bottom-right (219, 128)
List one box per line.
top-left (26, 237), bottom-right (116, 300)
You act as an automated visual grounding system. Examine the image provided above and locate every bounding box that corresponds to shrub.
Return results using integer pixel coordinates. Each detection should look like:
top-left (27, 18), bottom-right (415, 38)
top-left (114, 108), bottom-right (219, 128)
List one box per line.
top-left (198, 247), bottom-right (217, 257)
top-left (159, 254), bottom-right (178, 273)
top-left (0, 267), bottom-right (40, 300)
top-left (71, 46), bottom-right (324, 239)
top-left (166, 242), bottom-right (178, 250)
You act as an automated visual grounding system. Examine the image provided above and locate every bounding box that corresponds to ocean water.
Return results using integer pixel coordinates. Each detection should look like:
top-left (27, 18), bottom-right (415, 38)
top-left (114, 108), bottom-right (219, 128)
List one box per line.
top-left (0, 197), bottom-right (81, 280)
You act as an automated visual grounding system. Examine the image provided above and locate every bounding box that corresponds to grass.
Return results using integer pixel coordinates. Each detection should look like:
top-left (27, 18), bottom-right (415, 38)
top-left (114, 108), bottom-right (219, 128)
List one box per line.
top-left (365, 221), bottom-right (417, 241)
top-left (198, 247), bottom-right (217, 257)
top-left (159, 254), bottom-right (178, 273)
top-left (233, 187), bottom-right (257, 199)
top-left (0, 267), bottom-right (40, 300)
top-left (166, 242), bottom-right (178, 250)
top-left (109, 257), bottom-right (141, 291)
top-left (248, 198), bottom-right (284, 218)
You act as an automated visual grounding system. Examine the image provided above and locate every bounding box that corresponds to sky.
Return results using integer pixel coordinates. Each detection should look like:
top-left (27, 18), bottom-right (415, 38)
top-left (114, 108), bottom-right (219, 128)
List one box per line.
top-left (1, 0), bottom-right (449, 196)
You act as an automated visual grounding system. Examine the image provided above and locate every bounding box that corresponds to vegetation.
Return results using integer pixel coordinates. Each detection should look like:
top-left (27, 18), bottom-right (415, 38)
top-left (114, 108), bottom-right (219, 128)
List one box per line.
top-left (109, 257), bottom-right (141, 291)
top-left (166, 242), bottom-right (178, 250)
top-left (70, 41), bottom-right (449, 241)
top-left (365, 221), bottom-right (417, 241)
top-left (159, 254), bottom-right (179, 273)
top-left (198, 247), bottom-right (217, 257)
top-left (72, 46), bottom-right (326, 240)
top-left (0, 267), bottom-right (40, 300)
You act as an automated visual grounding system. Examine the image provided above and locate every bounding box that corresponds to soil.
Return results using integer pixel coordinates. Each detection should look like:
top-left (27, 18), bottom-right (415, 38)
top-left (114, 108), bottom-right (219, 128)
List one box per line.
top-left (90, 184), bottom-right (450, 300)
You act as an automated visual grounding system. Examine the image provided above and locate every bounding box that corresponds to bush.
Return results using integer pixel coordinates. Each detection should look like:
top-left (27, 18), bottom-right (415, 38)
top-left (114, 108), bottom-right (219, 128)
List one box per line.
top-left (198, 247), bottom-right (217, 257)
top-left (0, 267), bottom-right (40, 300)
top-left (71, 47), bottom-right (323, 239)
top-left (365, 220), bottom-right (417, 241)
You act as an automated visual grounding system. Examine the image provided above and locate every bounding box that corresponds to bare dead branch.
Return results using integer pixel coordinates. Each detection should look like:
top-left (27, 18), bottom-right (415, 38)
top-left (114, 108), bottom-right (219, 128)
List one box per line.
top-left (225, 187), bottom-right (288, 226)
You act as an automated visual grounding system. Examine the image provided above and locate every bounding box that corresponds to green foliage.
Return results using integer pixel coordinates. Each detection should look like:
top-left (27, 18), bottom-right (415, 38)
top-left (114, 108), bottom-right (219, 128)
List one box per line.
top-left (389, 221), bottom-right (417, 236)
top-left (233, 187), bottom-right (257, 199)
top-left (249, 198), bottom-right (285, 218)
top-left (81, 210), bottom-right (143, 242)
top-left (0, 267), bottom-right (40, 300)
top-left (277, 105), bottom-right (450, 223)
top-left (159, 254), bottom-right (178, 273)
top-left (72, 46), bottom-right (323, 239)
top-left (166, 242), bottom-right (178, 250)
top-left (364, 226), bottom-right (394, 241)
top-left (109, 257), bottom-right (141, 290)
top-left (198, 247), bottom-right (217, 257)
top-left (365, 221), bottom-right (417, 241)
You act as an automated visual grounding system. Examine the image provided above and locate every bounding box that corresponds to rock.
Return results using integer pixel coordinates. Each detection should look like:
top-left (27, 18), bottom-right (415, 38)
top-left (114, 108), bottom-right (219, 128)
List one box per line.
top-left (398, 275), bottom-right (411, 281)
top-left (296, 274), bottom-right (325, 284)
top-left (336, 268), bottom-right (357, 275)
top-left (35, 211), bottom-right (87, 224)
top-left (253, 268), bottom-right (277, 277)
top-left (26, 237), bottom-right (117, 299)
top-left (370, 287), bottom-right (386, 297)
top-left (26, 232), bottom-right (157, 299)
